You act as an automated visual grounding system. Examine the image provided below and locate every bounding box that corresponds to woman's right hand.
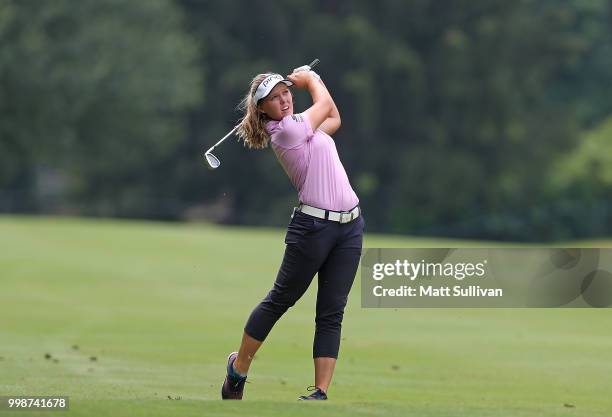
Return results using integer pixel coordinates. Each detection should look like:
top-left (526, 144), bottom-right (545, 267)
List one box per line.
top-left (286, 70), bottom-right (315, 89)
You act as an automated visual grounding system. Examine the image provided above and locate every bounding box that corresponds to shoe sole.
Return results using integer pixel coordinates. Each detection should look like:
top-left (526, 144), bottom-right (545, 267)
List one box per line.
top-left (226, 351), bottom-right (238, 373)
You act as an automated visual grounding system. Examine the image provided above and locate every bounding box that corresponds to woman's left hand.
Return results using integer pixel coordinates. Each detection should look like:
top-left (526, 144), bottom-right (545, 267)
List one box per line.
top-left (287, 70), bottom-right (315, 89)
top-left (287, 70), bottom-right (321, 88)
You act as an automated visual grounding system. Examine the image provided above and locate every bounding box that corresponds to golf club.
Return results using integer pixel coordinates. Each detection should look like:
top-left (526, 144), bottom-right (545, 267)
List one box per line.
top-left (204, 59), bottom-right (320, 170)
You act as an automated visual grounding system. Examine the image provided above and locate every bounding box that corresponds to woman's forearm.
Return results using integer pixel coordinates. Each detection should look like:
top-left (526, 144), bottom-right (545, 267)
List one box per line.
top-left (316, 78), bottom-right (341, 135)
top-left (307, 76), bottom-right (333, 114)
top-left (319, 78), bottom-right (340, 119)
top-left (302, 74), bottom-right (334, 130)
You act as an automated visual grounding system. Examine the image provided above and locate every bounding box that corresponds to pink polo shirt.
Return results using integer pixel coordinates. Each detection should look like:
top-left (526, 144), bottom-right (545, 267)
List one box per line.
top-left (267, 113), bottom-right (359, 212)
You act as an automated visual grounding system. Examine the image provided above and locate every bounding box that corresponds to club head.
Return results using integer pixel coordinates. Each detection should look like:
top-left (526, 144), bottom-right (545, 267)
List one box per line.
top-left (205, 152), bottom-right (221, 170)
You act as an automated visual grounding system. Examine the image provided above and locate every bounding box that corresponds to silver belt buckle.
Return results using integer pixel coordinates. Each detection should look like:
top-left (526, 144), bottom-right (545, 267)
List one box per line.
top-left (339, 211), bottom-right (351, 224)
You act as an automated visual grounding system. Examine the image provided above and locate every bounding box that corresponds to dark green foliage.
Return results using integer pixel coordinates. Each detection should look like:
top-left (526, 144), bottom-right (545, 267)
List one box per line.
top-left (1, 0), bottom-right (610, 240)
top-left (0, 0), bottom-right (201, 215)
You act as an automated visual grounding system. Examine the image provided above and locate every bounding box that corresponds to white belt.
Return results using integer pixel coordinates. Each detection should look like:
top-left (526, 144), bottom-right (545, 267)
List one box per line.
top-left (296, 203), bottom-right (360, 224)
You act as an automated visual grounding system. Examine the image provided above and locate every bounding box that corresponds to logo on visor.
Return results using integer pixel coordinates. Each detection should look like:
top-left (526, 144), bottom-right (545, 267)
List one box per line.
top-left (262, 74), bottom-right (282, 88)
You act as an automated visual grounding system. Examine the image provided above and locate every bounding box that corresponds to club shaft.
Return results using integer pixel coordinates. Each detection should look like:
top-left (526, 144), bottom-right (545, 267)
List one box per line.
top-left (206, 125), bottom-right (239, 153)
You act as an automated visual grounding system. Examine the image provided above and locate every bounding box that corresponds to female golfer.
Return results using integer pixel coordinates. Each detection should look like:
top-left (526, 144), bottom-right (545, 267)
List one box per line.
top-left (221, 66), bottom-right (364, 401)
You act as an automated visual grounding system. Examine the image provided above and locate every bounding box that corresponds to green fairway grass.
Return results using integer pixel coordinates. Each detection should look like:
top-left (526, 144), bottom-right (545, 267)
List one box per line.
top-left (1, 216), bottom-right (611, 417)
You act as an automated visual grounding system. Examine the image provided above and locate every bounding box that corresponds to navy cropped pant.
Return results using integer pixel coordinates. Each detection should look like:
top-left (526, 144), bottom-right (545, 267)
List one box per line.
top-left (244, 209), bottom-right (364, 358)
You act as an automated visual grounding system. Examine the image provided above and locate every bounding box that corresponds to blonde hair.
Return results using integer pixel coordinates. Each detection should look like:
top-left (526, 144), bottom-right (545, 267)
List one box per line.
top-left (236, 73), bottom-right (274, 149)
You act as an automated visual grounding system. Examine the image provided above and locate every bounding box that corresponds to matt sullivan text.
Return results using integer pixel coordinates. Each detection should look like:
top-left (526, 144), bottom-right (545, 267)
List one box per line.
top-left (373, 285), bottom-right (503, 297)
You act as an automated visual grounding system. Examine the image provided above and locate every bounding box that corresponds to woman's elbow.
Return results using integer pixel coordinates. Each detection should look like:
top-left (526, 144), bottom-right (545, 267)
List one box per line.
top-left (330, 116), bottom-right (341, 135)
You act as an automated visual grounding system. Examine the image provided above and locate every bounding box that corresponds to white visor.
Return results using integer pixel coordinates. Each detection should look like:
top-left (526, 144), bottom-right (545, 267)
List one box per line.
top-left (253, 74), bottom-right (293, 103)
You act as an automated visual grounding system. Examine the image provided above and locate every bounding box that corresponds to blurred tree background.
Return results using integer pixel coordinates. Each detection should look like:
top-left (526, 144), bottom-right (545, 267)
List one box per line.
top-left (1, 0), bottom-right (610, 241)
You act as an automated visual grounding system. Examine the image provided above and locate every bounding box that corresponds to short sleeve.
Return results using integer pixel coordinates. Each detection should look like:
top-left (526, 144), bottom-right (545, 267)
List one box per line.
top-left (271, 113), bottom-right (314, 149)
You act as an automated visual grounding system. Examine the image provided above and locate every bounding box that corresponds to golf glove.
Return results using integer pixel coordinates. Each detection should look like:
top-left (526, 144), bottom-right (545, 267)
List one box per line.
top-left (293, 64), bottom-right (311, 73)
top-left (292, 65), bottom-right (321, 81)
